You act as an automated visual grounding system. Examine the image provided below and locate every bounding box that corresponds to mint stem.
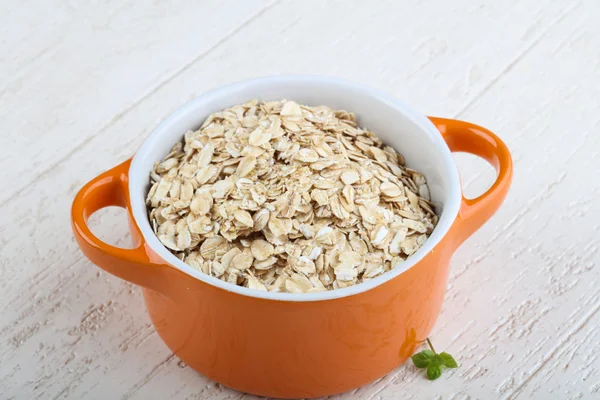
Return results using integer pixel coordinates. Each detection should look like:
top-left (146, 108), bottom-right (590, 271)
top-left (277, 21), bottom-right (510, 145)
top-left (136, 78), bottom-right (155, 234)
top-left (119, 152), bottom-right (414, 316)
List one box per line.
top-left (426, 338), bottom-right (436, 354)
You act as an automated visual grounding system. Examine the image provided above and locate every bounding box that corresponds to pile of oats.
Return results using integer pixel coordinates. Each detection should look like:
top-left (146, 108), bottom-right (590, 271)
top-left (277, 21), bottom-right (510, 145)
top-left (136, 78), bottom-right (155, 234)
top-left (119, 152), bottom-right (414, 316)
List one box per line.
top-left (146, 100), bottom-right (438, 293)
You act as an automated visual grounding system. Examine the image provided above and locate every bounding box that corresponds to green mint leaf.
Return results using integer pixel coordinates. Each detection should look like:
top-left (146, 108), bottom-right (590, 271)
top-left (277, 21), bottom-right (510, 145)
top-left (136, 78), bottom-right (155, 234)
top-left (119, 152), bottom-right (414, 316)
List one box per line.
top-left (427, 363), bottom-right (443, 380)
top-left (411, 350), bottom-right (435, 368)
top-left (431, 354), bottom-right (444, 367)
top-left (421, 349), bottom-right (435, 358)
top-left (411, 338), bottom-right (459, 380)
top-left (440, 352), bottom-right (458, 368)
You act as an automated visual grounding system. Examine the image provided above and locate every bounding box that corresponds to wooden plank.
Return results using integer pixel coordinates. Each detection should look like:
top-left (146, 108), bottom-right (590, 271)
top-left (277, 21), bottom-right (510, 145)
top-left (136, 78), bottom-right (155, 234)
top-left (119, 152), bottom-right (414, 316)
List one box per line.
top-left (0, 0), bottom-right (274, 206)
top-left (0, 0), bottom-right (572, 208)
top-left (1, 0), bottom-right (597, 398)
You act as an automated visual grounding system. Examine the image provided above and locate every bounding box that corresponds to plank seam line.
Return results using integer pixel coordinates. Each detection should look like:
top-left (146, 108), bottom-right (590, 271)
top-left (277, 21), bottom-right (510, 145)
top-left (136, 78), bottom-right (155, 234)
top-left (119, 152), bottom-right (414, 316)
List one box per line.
top-left (0, 0), bottom-right (281, 211)
top-left (121, 353), bottom-right (178, 400)
top-left (453, 0), bottom-right (582, 119)
top-left (504, 298), bottom-right (600, 399)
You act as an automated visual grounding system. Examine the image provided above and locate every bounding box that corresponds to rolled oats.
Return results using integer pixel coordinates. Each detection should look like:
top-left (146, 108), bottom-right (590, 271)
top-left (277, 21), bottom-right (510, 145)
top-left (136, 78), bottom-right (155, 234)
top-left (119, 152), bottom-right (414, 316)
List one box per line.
top-left (147, 100), bottom-right (439, 293)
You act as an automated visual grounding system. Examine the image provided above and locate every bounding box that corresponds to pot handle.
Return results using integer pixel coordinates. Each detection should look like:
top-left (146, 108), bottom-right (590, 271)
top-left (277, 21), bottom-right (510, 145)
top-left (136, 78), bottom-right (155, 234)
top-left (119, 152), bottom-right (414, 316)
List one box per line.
top-left (428, 117), bottom-right (513, 247)
top-left (71, 159), bottom-right (175, 295)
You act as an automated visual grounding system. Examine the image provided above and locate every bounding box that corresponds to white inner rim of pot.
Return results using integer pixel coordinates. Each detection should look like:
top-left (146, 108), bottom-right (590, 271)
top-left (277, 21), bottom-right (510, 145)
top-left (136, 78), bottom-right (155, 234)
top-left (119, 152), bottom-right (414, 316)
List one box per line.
top-left (130, 75), bottom-right (462, 301)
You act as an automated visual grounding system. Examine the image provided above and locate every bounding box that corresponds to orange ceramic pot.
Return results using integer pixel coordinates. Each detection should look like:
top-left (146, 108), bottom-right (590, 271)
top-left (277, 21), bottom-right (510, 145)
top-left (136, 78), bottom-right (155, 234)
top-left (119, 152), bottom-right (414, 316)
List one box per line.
top-left (72, 76), bottom-right (512, 398)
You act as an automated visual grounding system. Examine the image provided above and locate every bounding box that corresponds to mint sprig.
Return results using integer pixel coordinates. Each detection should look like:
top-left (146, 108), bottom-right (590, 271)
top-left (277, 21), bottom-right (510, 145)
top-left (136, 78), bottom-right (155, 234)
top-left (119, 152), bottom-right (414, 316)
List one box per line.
top-left (411, 338), bottom-right (458, 380)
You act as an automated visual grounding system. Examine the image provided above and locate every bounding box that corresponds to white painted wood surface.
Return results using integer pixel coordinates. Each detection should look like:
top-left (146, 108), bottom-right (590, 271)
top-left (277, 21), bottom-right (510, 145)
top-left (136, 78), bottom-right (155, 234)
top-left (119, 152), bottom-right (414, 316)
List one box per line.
top-left (2, 0), bottom-right (599, 398)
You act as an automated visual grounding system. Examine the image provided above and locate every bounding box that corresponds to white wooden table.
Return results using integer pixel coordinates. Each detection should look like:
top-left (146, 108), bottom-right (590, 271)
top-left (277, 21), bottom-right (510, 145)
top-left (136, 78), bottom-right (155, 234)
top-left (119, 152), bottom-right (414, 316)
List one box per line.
top-left (2, 1), bottom-right (599, 398)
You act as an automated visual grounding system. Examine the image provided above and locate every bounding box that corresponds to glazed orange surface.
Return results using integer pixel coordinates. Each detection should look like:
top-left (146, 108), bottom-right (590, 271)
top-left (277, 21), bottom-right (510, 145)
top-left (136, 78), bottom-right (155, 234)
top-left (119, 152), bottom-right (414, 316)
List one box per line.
top-left (72, 117), bottom-right (511, 398)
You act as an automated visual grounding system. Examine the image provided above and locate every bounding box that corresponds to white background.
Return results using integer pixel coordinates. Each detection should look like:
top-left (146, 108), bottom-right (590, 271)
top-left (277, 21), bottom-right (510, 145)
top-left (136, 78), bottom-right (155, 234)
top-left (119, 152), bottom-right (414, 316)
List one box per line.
top-left (1, 1), bottom-right (599, 399)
